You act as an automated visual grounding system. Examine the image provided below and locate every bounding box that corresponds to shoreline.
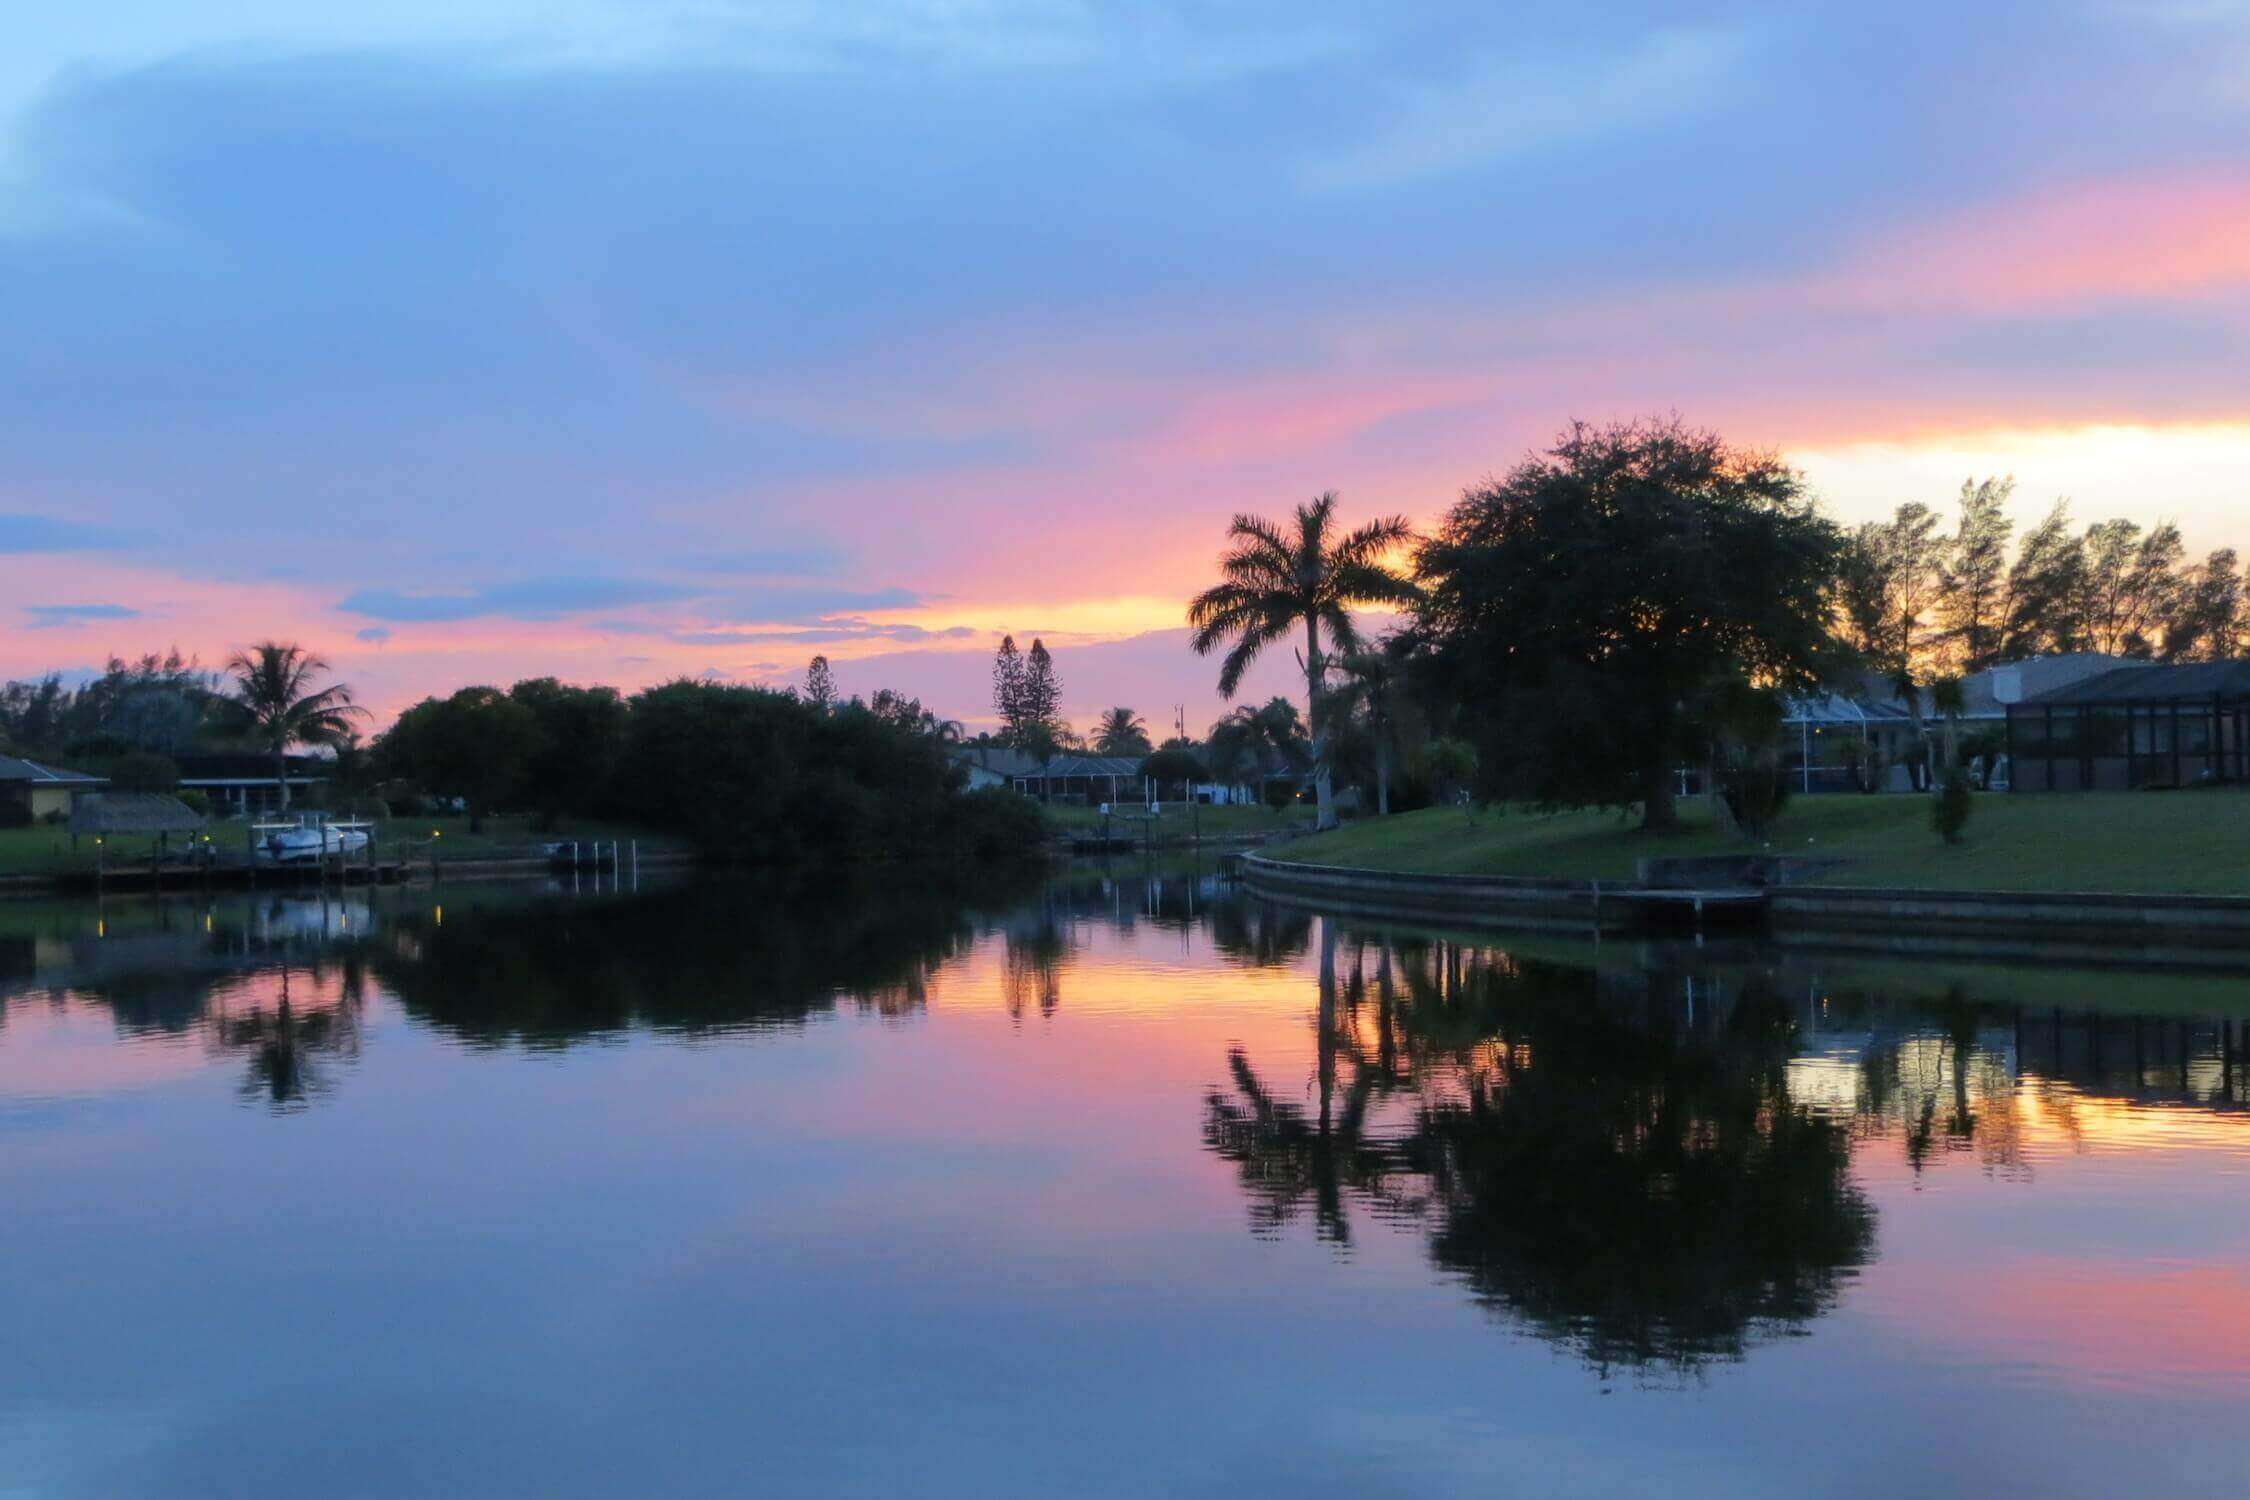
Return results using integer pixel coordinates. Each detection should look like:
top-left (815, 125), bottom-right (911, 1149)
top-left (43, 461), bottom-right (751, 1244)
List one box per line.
top-left (1242, 850), bottom-right (2250, 957)
top-left (0, 849), bottom-right (701, 898)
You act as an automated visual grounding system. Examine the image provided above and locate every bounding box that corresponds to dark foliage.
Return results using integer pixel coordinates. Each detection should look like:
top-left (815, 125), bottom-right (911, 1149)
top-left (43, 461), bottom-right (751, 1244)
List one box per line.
top-left (1933, 772), bottom-right (1974, 846)
top-left (1415, 417), bottom-right (1847, 829)
top-left (611, 679), bottom-right (1038, 866)
top-left (107, 750), bottom-right (180, 792)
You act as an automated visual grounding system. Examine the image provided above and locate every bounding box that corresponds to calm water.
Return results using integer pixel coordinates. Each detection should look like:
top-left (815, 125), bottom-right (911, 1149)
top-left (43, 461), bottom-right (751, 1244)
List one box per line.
top-left (5, 869), bottom-right (2250, 1498)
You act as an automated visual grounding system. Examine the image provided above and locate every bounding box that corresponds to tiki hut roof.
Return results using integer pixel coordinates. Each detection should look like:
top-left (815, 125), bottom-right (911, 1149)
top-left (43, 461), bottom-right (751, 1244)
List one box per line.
top-left (68, 793), bottom-right (210, 837)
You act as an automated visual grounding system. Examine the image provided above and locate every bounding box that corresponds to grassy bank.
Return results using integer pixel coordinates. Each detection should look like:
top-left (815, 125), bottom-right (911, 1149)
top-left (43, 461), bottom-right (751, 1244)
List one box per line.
top-left (0, 815), bottom-right (690, 879)
top-left (1266, 790), bottom-right (2250, 897)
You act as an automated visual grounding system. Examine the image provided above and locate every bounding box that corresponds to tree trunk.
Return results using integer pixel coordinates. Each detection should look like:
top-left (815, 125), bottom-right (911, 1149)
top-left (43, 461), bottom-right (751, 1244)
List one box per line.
top-left (1305, 617), bottom-right (1337, 830)
top-left (274, 741), bottom-right (290, 810)
top-left (1641, 739), bottom-right (1678, 832)
top-left (1317, 916), bottom-right (1338, 1135)
top-left (1375, 738), bottom-right (1391, 816)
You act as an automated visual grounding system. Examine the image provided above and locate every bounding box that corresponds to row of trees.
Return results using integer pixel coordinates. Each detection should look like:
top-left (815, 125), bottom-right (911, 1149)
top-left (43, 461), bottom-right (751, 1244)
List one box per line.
top-left (1835, 479), bottom-right (2244, 675)
top-left (0, 643), bottom-right (364, 811)
top-left (374, 676), bottom-right (1039, 863)
top-left (1183, 416), bottom-right (2247, 834)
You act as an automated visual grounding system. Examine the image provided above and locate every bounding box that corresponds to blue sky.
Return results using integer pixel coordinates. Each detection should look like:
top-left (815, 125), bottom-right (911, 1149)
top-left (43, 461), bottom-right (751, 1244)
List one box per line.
top-left (3, 0), bottom-right (2247, 725)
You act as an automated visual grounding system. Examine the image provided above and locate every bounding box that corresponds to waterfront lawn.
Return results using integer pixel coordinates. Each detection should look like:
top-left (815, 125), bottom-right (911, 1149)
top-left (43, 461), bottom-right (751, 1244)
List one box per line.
top-left (1268, 789), bottom-right (2250, 896)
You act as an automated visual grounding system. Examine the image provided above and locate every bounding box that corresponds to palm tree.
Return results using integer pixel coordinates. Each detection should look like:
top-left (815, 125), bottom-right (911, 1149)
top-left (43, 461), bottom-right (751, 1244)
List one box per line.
top-left (1328, 645), bottom-right (1418, 816)
top-left (1206, 699), bottom-right (1309, 808)
top-left (1929, 675), bottom-right (1966, 775)
top-left (1092, 707), bottom-right (1150, 756)
top-left (222, 642), bottom-right (365, 810)
top-left (1189, 493), bottom-right (1417, 829)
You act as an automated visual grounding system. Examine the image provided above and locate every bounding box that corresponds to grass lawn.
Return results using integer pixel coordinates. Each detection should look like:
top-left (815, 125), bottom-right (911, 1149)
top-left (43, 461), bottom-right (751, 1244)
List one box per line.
top-left (0, 815), bottom-right (688, 878)
top-left (1267, 789), bottom-right (2250, 896)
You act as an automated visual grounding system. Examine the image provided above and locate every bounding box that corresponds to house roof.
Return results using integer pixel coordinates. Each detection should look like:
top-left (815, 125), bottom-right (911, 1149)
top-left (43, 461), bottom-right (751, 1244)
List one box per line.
top-left (1968, 653), bottom-right (2152, 716)
top-left (2024, 660), bottom-right (2250, 706)
top-left (1012, 755), bottom-right (1149, 778)
top-left (1783, 689), bottom-right (1916, 727)
top-left (68, 792), bottom-right (210, 836)
top-left (0, 755), bottom-right (107, 787)
top-left (947, 746), bottom-right (1046, 778)
top-left (174, 752), bottom-right (328, 782)
top-left (1787, 654), bottom-right (2155, 724)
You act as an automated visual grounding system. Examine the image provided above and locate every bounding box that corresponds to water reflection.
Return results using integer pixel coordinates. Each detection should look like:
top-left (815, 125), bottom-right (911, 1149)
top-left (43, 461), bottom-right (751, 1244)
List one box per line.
top-left (6, 866), bottom-right (2250, 1408)
top-left (1206, 927), bottom-right (1878, 1375)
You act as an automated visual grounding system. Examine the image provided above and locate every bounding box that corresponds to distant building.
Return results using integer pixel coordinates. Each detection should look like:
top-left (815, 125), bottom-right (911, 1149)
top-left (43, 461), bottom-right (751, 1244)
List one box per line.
top-left (174, 753), bottom-right (330, 815)
top-left (2005, 661), bottom-right (2250, 791)
top-left (946, 746), bottom-right (1045, 791)
top-left (1785, 654), bottom-right (2152, 791)
top-left (1007, 755), bottom-right (1152, 805)
top-left (0, 756), bottom-right (108, 825)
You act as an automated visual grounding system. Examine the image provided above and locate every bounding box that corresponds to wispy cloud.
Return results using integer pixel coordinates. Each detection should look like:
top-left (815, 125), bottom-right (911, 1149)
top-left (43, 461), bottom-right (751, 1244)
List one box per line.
top-left (355, 625), bottom-right (393, 645)
top-left (0, 513), bottom-right (119, 554)
top-left (24, 602), bottom-right (139, 628)
top-left (338, 577), bottom-right (691, 622)
top-left (1304, 26), bottom-right (1755, 190)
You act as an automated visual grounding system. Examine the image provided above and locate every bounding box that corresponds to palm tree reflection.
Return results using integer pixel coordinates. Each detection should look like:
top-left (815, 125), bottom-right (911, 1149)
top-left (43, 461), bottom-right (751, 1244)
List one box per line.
top-left (1205, 927), bottom-right (1877, 1376)
top-left (209, 961), bottom-right (365, 1112)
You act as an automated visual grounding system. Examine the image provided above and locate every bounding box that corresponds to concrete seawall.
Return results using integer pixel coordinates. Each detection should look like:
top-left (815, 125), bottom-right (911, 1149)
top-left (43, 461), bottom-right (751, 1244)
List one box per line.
top-left (1243, 853), bottom-right (2250, 955)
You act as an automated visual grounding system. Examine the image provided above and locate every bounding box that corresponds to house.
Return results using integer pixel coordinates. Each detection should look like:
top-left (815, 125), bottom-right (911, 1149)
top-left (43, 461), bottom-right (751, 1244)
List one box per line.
top-left (174, 753), bottom-right (330, 815)
top-left (1785, 654), bottom-right (2150, 791)
top-left (1007, 755), bottom-right (1152, 805)
top-left (946, 746), bottom-right (1046, 791)
top-left (0, 756), bottom-right (109, 825)
top-left (2004, 660), bottom-right (2250, 791)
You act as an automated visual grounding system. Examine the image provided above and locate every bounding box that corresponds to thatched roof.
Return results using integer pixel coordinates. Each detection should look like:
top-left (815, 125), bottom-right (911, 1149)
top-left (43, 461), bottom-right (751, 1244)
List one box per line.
top-left (69, 793), bottom-right (209, 836)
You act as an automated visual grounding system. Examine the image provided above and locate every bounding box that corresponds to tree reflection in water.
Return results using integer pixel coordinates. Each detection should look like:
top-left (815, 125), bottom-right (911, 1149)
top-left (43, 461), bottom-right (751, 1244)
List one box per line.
top-left (373, 876), bottom-right (996, 1047)
top-left (1205, 920), bottom-right (1878, 1379)
top-left (207, 960), bottom-right (367, 1112)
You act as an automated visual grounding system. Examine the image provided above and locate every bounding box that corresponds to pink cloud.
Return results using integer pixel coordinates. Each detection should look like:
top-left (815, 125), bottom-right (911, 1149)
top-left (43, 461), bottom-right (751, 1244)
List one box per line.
top-left (1815, 173), bottom-right (2250, 313)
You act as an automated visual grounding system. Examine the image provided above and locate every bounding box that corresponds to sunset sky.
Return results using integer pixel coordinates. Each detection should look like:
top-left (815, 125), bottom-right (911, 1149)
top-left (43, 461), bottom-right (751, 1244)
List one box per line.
top-left (3, 1), bottom-right (2247, 731)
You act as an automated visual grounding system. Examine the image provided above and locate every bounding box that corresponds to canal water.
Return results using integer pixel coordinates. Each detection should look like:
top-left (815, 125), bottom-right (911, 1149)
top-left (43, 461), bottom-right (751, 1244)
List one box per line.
top-left (4, 869), bottom-right (2249, 1497)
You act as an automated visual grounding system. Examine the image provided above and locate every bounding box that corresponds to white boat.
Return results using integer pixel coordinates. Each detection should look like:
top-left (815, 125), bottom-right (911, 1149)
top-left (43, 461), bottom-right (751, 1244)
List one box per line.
top-left (252, 817), bottom-right (373, 864)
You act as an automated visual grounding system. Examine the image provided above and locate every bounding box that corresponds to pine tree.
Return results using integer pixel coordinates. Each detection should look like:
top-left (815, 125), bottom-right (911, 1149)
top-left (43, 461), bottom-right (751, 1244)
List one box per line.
top-left (2081, 519), bottom-right (2185, 656)
top-left (2000, 500), bottom-right (2086, 657)
top-left (1935, 477), bottom-right (2014, 672)
top-left (803, 655), bottom-right (837, 714)
top-left (1022, 640), bottom-right (1061, 741)
top-left (2160, 549), bottom-right (2243, 661)
top-left (992, 635), bottom-right (1026, 743)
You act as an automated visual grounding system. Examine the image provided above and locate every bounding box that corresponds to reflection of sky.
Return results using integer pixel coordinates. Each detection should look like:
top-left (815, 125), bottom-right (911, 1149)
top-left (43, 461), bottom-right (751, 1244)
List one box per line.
top-left (4, 893), bottom-right (2250, 1494)
top-left (5, 2), bottom-right (2250, 728)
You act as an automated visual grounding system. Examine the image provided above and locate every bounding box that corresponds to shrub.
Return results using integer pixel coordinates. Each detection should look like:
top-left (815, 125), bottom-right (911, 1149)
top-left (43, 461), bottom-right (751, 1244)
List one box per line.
top-left (175, 788), bottom-right (213, 816)
top-left (1717, 760), bottom-right (1790, 840)
top-left (946, 787), bottom-right (1045, 861)
top-left (108, 750), bottom-right (180, 792)
top-left (1933, 771), bottom-right (1973, 846)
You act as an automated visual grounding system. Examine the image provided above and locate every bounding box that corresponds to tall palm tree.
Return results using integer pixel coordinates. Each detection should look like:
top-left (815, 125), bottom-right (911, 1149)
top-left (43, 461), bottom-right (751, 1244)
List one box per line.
top-left (1092, 706), bottom-right (1150, 756)
top-left (1929, 675), bottom-right (1966, 775)
top-left (223, 642), bottom-right (365, 810)
top-left (1189, 493), bottom-right (1416, 829)
top-left (1328, 644), bottom-right (1419, 816)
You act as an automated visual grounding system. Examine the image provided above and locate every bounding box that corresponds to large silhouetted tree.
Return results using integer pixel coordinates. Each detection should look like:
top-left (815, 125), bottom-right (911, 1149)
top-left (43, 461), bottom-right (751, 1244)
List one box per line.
top-left (1416, 418), bottom-right (1846, 831)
